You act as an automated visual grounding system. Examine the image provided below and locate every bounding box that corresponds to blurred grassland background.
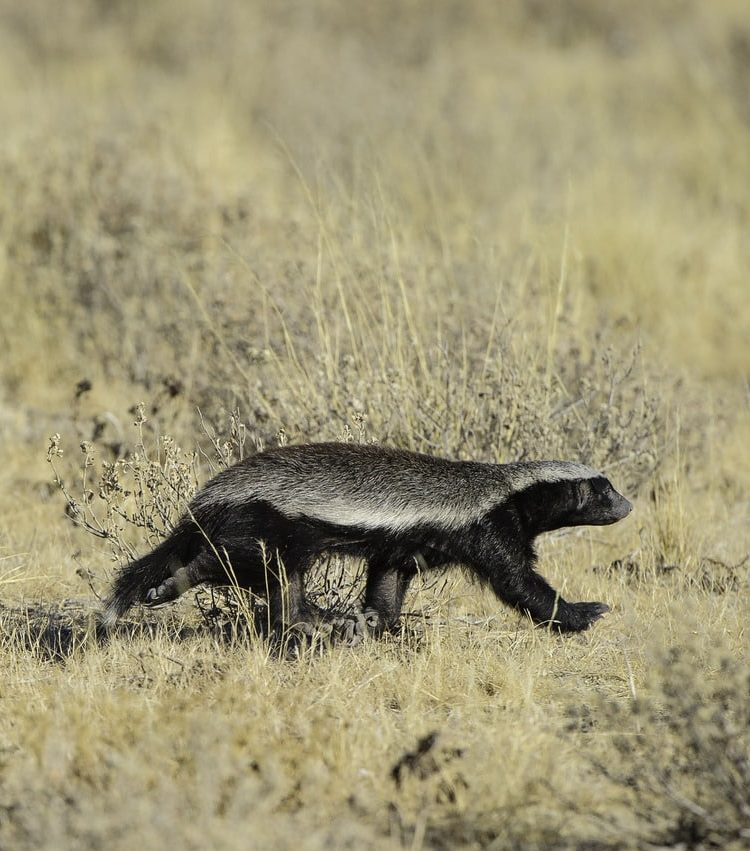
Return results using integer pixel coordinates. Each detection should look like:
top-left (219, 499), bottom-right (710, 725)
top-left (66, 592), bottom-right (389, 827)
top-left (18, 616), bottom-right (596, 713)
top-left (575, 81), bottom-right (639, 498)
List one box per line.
top-left (0, 1), bottom-right (749, 849)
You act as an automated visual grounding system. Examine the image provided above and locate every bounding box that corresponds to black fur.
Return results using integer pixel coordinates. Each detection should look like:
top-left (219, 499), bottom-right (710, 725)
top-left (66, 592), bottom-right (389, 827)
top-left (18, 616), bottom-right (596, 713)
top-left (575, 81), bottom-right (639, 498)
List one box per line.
top-left (103, 446), bottom-right (631, 636)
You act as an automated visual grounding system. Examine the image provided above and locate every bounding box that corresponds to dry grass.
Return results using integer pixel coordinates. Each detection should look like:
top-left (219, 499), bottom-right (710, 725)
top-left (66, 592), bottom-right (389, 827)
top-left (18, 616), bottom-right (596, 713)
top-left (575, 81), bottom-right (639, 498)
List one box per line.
top-left (1, 1), bottom-right (749, 848)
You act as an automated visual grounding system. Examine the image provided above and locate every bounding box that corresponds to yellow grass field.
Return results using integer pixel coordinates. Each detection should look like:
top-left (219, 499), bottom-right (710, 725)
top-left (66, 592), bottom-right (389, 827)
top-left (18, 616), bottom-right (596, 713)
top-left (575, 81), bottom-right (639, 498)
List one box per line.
top-left (1, 2), bottom-right (748, 848)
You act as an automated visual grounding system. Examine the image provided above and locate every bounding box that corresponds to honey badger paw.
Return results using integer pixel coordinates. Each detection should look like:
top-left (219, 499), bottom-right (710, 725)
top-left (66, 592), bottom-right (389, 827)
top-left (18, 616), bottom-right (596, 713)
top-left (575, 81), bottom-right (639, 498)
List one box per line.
top-left (145, 580), bottom-right (178, 605)
top-left (291, 612), bottom-right (370, 647)
top-left (362, 607), bottom-right (388, 637)
top-left (548, 601), bottom-right (610, 633)
top-left (145, 566), bottom-right (194, 606)
top-left (145, 576), bottom-right (183, 605)
top-left (331, 611), bottom-right (368, 646)
top-left (361, 607), bottom-right (407, 638)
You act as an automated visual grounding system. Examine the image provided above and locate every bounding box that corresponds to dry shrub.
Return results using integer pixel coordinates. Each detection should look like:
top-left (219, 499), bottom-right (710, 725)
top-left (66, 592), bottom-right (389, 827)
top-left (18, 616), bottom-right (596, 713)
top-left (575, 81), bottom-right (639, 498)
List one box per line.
top-left (584, 647), bottom-right (750, 849)
top-left (47, 405), bottom-right (201, 567)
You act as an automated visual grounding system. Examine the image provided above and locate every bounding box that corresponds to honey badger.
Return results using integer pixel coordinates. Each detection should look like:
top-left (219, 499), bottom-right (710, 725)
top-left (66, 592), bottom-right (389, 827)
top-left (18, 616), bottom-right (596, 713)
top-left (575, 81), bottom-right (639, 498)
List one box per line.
top-left (103, 442), bottom-right (632, 635)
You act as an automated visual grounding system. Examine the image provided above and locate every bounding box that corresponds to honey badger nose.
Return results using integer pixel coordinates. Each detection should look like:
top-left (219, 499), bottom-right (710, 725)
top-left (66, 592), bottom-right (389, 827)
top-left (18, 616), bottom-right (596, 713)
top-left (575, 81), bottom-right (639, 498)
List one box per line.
top-left (611, 491), bottom-right (632, 519)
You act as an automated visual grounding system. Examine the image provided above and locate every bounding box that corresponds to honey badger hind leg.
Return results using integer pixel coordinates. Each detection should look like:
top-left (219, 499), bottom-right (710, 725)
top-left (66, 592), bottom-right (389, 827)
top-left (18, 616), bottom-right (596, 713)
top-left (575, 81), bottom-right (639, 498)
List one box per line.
top-left (265, 545), bottom-right (332, 647)
top-left (144, 550), bottom-right (225, 606)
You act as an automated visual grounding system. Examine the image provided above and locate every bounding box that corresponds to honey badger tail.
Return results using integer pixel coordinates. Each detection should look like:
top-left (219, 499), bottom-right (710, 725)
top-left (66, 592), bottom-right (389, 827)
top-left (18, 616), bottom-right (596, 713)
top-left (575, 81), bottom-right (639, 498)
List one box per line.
top-left (101, 524), bottom-right (192, 627)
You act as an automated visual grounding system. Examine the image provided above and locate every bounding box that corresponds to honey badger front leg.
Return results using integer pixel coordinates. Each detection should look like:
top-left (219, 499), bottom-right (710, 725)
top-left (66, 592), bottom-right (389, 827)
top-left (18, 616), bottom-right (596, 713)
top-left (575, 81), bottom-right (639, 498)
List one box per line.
top-left (464, 514), bottom-right (609, 632)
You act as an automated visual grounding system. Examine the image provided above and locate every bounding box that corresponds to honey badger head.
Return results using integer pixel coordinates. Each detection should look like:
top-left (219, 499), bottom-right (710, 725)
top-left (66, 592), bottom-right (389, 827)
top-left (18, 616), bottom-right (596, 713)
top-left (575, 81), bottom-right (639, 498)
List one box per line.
top-left (513, 475), bottom-right (632, 536)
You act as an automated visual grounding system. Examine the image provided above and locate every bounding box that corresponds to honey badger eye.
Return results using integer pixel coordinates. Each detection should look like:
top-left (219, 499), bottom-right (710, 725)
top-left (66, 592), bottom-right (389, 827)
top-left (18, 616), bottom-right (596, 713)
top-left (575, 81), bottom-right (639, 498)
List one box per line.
top-left (590, 478), bottom-right (608, 496)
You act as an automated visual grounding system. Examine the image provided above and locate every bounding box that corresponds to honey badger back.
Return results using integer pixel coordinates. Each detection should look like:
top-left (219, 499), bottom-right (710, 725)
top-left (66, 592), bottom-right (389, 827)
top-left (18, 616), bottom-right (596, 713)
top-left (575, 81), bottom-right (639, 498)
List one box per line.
top-left (103, 443), bottom-right (632, 634)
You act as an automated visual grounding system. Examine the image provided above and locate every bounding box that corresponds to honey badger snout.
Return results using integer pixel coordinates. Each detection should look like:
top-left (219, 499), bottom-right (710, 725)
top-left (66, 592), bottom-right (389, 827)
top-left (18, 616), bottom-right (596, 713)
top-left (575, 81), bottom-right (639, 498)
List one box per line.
top-left (594, 484), bottom-right (632, 524)
top-left (610, 491), bottom-right (632, 520)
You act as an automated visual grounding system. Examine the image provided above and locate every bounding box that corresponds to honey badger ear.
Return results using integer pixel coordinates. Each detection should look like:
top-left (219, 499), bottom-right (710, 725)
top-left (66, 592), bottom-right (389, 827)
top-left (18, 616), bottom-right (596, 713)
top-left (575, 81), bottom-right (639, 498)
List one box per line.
top-left (574, 480), bottom-right (590, 511)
